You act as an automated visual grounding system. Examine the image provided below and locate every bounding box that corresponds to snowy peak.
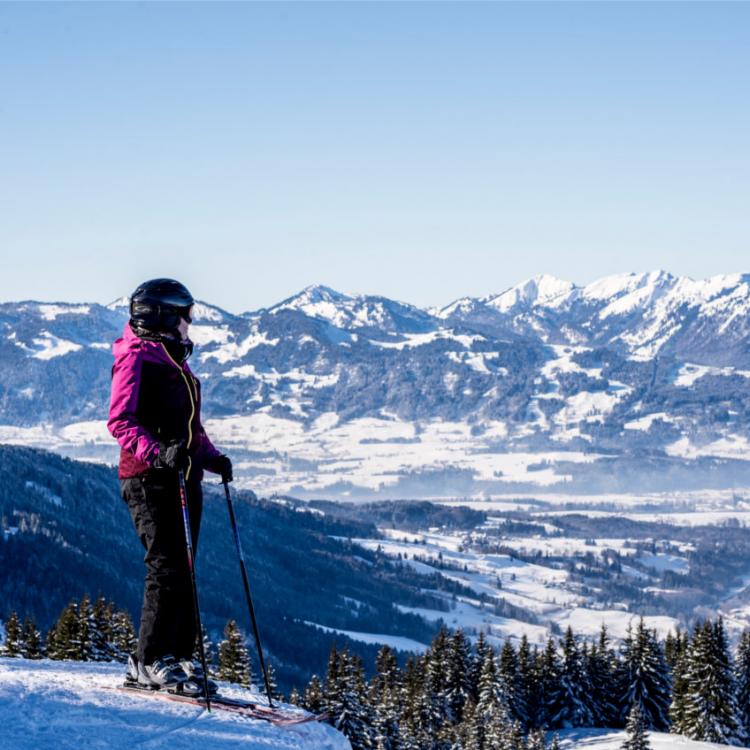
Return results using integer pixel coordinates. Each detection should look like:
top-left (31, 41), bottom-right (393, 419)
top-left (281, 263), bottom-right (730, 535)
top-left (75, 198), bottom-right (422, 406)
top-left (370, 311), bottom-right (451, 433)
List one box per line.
top-left (591, 271), bottom-right (677, 320)
top-left (582, 270), bottom-right (674, 302)
top-left (484, 274), bottom-right (577, 313)
top-left (190, 300), bottom-right (236, 324)
top-left (269, 285), bottom-right (434, 333)
top-left (271, 284), bottom-right (353, 313)
top-left (106, 295), bottom-right (130, 311)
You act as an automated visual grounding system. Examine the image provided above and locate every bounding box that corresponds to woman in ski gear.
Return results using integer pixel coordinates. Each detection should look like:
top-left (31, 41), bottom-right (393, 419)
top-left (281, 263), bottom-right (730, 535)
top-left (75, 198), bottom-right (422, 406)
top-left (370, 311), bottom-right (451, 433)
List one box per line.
top-left (108, 278), bottom-right (231, 693)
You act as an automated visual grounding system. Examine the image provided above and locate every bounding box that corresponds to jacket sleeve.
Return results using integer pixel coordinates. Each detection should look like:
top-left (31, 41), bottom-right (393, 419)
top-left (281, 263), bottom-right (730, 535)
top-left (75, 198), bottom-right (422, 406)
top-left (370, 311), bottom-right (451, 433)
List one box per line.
top-left (107, 349), bottom-right (160, 465)
top-left (194, 424), bottom-right (224, 469)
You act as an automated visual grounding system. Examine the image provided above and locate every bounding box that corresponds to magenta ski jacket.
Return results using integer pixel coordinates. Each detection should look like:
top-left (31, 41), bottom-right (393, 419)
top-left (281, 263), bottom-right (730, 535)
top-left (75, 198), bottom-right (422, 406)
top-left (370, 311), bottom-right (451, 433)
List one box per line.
top-left (108, 323), bottom-right (223, 480)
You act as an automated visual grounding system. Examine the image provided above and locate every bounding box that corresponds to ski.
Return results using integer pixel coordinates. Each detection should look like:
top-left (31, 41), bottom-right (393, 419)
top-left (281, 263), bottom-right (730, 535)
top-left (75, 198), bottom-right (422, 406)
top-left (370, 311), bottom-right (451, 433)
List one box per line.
top-left (113, 683), bottom-right (328, 726)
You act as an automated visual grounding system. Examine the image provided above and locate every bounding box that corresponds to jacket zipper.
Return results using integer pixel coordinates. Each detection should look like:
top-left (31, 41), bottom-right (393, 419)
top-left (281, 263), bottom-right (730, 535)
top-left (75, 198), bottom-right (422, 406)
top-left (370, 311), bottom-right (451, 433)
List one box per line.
top-left (160, 344), bottom-right (196, 481)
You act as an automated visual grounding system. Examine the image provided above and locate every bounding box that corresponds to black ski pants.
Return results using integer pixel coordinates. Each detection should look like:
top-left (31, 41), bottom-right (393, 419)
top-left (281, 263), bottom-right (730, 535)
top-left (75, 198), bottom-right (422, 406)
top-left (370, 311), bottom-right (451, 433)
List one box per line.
top-left (121, 474), bottom-right (203, 666)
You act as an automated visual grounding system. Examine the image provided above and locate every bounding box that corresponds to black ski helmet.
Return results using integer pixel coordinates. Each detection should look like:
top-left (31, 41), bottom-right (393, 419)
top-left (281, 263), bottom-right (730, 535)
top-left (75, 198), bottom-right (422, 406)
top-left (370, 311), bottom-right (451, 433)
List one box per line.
top-left (129, 278), bottom-right (194, 331)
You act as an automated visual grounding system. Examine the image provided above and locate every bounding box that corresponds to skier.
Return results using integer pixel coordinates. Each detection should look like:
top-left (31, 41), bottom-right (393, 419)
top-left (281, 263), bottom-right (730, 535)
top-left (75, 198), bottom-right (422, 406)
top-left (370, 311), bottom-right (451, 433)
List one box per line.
top-left (108, 278), bottom-right (232, 695)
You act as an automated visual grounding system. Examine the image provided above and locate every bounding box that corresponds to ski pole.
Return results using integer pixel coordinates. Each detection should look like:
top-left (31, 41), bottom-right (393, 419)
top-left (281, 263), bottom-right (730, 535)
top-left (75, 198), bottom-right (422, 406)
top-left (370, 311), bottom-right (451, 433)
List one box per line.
top-left (177, 469), bottom-right (212, 712)
top-left (222, 479), bottom-right (274, 708)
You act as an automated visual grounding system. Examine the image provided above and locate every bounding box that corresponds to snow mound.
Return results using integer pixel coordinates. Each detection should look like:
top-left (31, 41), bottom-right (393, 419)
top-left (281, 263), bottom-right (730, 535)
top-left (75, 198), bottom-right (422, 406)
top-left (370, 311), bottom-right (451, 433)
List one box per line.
top-left (556, 728), bottom-right (748, 750)
top-left (0, 658), bottom-right (350, 750)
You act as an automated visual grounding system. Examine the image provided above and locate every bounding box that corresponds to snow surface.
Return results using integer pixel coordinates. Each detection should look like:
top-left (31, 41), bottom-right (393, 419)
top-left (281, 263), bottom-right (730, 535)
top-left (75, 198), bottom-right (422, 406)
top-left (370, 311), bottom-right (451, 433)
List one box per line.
top-left (484, 275), bottom-right (576, 313)
top-left (555, 728), bottom-right (748, 750)
top-left (29, 332), bottom-right (83, 359)
top-left (369, 330), bottom-right (483, 350)
top-left (674, 363), bottom-right (750, 387)
top-left (623, 412), bottom-right (674, 431)
top-left (666, 434), bottom-right (750, 461)
top-left (352, 527), bottom-right (679, 647)
top-left (0, 658), bottom-right (350, 750)
top-left (36, 304), bottom-right (91, 320)
top-left (304, 622), bottom-right (429, 654)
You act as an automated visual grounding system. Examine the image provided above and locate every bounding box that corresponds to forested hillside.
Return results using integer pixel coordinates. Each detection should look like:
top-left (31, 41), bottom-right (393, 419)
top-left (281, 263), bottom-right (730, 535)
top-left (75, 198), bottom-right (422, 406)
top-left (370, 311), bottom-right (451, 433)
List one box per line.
top-left (0, 445), bottom-right (460, 688)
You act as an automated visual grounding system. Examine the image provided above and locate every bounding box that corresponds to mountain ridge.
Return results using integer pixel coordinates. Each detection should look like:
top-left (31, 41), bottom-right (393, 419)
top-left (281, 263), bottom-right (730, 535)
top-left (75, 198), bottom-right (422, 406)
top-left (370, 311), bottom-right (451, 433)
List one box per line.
top-left (3, 271), bottom-right (750, 497)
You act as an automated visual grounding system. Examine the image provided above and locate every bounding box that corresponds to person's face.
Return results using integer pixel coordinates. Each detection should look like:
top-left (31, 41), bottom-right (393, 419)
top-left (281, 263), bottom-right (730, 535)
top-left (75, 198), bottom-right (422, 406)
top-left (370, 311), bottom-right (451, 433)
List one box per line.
top-left (177, 306), bottom-right (193, 338)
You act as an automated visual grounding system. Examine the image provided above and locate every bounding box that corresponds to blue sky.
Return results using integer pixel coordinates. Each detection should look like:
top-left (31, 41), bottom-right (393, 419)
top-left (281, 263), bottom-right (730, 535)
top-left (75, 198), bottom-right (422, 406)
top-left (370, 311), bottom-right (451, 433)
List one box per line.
top-left (0, 2), bottom-right (748, 312)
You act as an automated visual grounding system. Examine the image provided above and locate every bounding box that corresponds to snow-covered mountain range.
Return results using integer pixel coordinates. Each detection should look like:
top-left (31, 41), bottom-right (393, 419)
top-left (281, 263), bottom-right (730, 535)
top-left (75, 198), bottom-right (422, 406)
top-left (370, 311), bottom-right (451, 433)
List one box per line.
top-left (3, 271), bottom-right (750, 497)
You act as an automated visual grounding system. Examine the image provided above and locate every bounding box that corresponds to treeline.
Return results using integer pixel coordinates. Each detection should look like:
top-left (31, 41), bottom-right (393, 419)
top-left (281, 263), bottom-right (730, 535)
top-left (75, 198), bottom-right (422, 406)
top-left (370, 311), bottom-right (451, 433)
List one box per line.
top-left (1, 595), bottom-right (136, 661)
top-left (0, 596), bottom-right (279, 691)
top-left (5, 600), bottom-right (750, 750)
top-left (289, 619), bottom-right (750, 750)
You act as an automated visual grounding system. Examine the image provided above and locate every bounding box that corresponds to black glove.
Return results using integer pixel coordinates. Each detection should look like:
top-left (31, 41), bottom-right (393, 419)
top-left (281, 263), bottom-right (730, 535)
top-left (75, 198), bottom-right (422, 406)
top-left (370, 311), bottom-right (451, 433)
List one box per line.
top-left (210, 455), bottom-right (233, 483)
top-left (153, 440), bottom-right (190, 471)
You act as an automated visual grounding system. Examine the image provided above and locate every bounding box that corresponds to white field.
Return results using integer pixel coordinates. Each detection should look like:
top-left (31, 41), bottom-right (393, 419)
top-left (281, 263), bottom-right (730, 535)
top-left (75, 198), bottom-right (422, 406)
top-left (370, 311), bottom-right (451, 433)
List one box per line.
top-left (350, 527), bottom-right (681, 648)
top-left (0, 658), bottom-right (349, 750)
top-left (0, 414), bottom-right (611, 495)
top-left (556, 728), bottom-right (748, 750)
top-left (304, 622), bottom-right (430, 654)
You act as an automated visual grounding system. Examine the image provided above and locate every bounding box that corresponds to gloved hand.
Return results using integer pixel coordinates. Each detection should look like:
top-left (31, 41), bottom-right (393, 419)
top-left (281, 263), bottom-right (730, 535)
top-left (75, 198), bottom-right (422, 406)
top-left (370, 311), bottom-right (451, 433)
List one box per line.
top-left (209, 455), bottom-right (233, 483)
top-left (153, 440), bottom-right (190, 471)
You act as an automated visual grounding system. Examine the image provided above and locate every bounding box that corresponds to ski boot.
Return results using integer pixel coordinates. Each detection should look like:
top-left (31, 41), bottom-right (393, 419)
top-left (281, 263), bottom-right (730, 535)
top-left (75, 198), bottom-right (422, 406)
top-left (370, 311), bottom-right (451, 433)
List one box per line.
top-left (180, 659), bottom-right (219, 696)
top-left (126, 653), bottom-right (202, 696)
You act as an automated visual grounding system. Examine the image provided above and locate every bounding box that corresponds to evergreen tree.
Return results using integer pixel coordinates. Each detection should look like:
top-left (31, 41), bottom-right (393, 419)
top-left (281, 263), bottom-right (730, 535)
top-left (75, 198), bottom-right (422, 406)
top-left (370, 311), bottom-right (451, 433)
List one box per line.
top-left (668, 629), bottom-right (690, 732)
top-left (587, 625), bottom-right (618, 727)
top-left (453, 698), bottom-right (479, 750)
top-left (76, 594), bottom-right (94, 661)
top-left (734, 630), bottom-right (750, 742)
top-left (679, 620), bottom-right (741, 745)
top-left (498, 719), bottom-right (525, 750)
top-left (445, 631), bottom-right (472, 723)
top-left (418, 627), bottom-right (451, 740)
top-left (477, 644), bottom-right (505, 714)
top-left (515, 635), bottom-right (533, 729)
top-left (664, 630), bottom-right (680, 669)
top-left (89, 597), bottom-right (113, 661)
top-left (526, 728), bottom-right (546, 750)
top-left (398, 657), bottom-right (425, 750)
top-left (475, 645), bottom-right (512, 749)
top-left (499, 639), bottom-right (526, 725)
top-left (21, 616), bottom-right (42, 659)
top-left (618, 619), bottom-right (671, 730)
top-left (325, 648), bottom-right (374, 750)
top-left (1, 611), bottom-right (23, 657)
top-left (288, 687), bottom-right (301, 706)
top-left (531, 636), bottom-right (562, 729)
top-left (303, 674), bottom-right (325, 714)
top-left (192, 625), bottom-right (216, 674)
top-left (325, 645), bottom-right (344, 715)
top-left (265, 662), bottom-right (283, 702)
top-left (46, 601), bottom-right (81, 661)
top-left (110, 609), bottom-right (137, 661)
top-left (218, 619), bottom-right (252, 687)
top-left (551, 628), bottom-right (594, 728)
top-left (469, 632), bottom-right (492, 704)
top-left (371, 646), bottom-right (402, 750)
top-left (524, 645), bottom-right (542, 730)
top-left (622, 704), bottom-right (651, 750)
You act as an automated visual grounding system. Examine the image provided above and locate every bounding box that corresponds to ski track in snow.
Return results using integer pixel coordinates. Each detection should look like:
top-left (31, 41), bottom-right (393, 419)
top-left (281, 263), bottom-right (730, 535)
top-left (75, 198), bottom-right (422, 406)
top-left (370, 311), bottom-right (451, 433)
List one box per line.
top-left (0, 658), bottom-right (350, 750)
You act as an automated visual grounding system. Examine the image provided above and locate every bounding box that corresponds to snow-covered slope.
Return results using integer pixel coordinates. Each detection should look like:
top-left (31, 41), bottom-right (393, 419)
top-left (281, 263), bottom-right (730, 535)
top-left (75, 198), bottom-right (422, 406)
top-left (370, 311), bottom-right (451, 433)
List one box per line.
top-left (0, 658), bottom-right (350, 750)
top-left (267, 284), bottom-right (435, 334)
top-left (439, 270), bottom-right (750, 363)
top-left (556, 727), bottom-right (748, 750)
